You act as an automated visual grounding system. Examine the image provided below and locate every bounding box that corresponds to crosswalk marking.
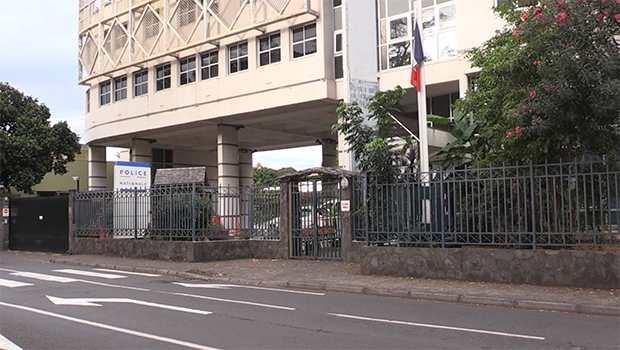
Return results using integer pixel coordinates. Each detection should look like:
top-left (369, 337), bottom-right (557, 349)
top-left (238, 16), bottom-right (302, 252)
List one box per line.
top-left (0, 333), bottom-right (23, 350)
top-left (0, 278), bottom-right (33, 288)
top-left (10, 272), bottom-right (78, 283)
top-left (53, 269), bottom-right (127, 279)
top-left (94, 269), bottom-right (160, 277)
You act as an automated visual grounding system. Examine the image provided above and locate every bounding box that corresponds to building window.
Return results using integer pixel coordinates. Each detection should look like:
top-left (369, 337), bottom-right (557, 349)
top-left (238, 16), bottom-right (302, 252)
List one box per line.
top-left (200, 50), bottom-right (219, 80)
top-left (134, 69), bottom-right (148, 97)
top-left (258, 33), bottom-right (281, 66)
top-left (179, 56), bottom-right (196, 85)
top-left (292, 23), bottom-right (317, 58)
top-left (152, 148), bottom-right (173, 180)
top-left (85, 89), bottom-right (90, 113)
top-left (114, 76), bottom-right (127, 102)
top-left (377, 0), bottom-right (456, 71)
top-left (99, 81), bottom-right (111, 106)
top-left (228, 41), bottom-right (248, 74)
top-left (156, 63), bottom-right (171, 91)
top-left (333, 0), bottom-right (343, 79)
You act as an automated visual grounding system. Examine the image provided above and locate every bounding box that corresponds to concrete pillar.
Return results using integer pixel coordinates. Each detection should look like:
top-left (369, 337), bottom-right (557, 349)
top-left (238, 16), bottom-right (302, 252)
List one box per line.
top-left (206, 150), bottom-right (217, 186)
top-left (88, 145), bottom-right (107, 190)
top-left (239, 149), bottom-right (253, 232)
top-left (321, 140), bottom-right (338, 168)
top-left (338, 0), bottom-right (379, 171)
top-left (217, 125), bottom-right (240, 235)
top-left (239, 149), bottom-right (253, 187)
top-left (131, 138), bottom-right (152, 164)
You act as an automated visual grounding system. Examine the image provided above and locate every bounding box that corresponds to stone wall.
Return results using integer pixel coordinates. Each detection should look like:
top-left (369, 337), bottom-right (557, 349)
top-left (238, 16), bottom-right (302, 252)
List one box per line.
top-left (71, 238), bottom-right (287, 262)
top-left (360, 246), bottom-right (620, 289)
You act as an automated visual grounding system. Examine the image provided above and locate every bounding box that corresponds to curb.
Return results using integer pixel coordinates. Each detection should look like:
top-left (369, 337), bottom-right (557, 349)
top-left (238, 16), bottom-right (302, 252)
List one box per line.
top-left (48, 258), bottom-right (620, 317)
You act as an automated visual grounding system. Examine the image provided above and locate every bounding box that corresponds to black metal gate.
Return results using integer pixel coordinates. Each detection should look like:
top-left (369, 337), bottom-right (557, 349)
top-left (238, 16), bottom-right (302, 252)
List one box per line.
top-left (290, 180), bottom-right (341, 259)
top-left (9, 196), bottom-right (69, 253)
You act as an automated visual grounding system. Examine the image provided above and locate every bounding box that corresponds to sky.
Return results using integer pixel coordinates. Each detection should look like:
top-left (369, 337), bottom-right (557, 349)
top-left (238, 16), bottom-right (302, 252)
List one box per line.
top-left (0, 1), bottom-right (321, 171)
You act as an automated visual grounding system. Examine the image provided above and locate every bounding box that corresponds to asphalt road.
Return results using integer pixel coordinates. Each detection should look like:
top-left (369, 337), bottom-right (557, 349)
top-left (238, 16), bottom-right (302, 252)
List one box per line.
top-left (1, 256), bottom-right (618, 350)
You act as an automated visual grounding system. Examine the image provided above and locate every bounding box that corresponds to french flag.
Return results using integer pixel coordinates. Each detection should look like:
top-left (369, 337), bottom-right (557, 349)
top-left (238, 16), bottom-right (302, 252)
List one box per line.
top-left (410, 22), bottom-right (424, 91)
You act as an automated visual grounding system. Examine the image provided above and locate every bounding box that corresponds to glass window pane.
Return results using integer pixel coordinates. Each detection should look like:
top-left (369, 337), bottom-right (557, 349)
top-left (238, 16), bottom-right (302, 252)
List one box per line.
top-left (271, 35), bottom-right (280, 47)
top-left (260, 37), bottom-right (269, 51)
top-left (438, 30), bottom-right (457, 59)
top-left (334, 7), bottom-right (342, 30)
top-left (201, 67), bottom-right (209, 79)
top-left (379, 0), bottom-right (386, 19)
top-left (432, 94), bottom-right (451, 118)
top-left (423, 34), bottom-right (437, 61)
top-left (230, 61), bottom-right (238, 73)
top-left (333, 0), bottom-right (342, 6)
top-left (336, 33), bottom-right (342, 52)
top-left (152, 149), bottom-right (163, 162)
top-left (390, 17), bottom-right (408, 40)
top-left (439, 5), bottom-right (456, 29)
top-left (181, 74), bottom-right (188, 85)
top-left (188, 71), bottom-right (196, 83)
top-left (210, 65), bottom-right (218, 77)
top-left (422, 0), bottom-right (433, 7)
top-left (387, 0), bottom-right (409, 16)
top-left (388, 41), bottom-right (411, 68)
top-left (292, 28), bottom-right (303, 42)
top-left (379, 20), bottom-right (386, 44)
top-left (260, 52), bottom-right (269, 66)
top-left (334, 55), bottom-right (343, 79)
top-left (271, 49), bottom-right (281, 63)
top-left (293, 43), bottom-right (304, 58)
top-left (305, 24), bottom-right (316, 39)
top-left (188, 58), bottom-right (195, 69)
top-left (423, 9), bottom-right (435, 33)
top-left (211, 52), bottom-right (218, 63)
top-left (239, 57), bottom-right (248, 70)
top-left (230, 46), bottom-right (238, 59)
top-left (380, 46), bottom-right (388, 70)
top-left (240, 42), bottom-right (248, 56)
top-left (305, 39), bottom-right (317, 55)
top-left (164, 77), bottom-right (170, 89)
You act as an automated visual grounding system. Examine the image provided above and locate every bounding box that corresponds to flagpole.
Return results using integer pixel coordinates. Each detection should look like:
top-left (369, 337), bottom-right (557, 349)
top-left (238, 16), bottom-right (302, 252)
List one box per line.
top-left (415, 1), bottom-right (429, 181)
top-left (415, 1), bottom-right (431, 225)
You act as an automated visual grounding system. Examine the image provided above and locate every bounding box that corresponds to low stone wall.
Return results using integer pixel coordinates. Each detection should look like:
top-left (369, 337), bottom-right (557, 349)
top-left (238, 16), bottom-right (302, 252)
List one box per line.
top-left (360, 246), bottom-right (620, 289)
top-left (71, 238), bottom-right (287, 262)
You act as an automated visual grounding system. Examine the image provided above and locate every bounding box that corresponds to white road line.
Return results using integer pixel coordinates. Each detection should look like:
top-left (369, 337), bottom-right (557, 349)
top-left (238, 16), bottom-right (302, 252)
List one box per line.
top-left (0, 301), bottom-right (220, 350)
top-left (0, 278), bottom-right (33, 288)
top-left (10, 272), bottom-right (78, 283)
top-left (0, 333), bottom-right (23, 350)
top-left (46, 296), bottom-right (212, 315)
top-left (173, 283), bottom-right (326, 296)
top-left (327, 313), bottom-right (546, 341)
top-left (94, 269), bottom-right (160, 277)
top-left (163, 291), bottom-right (296, 311)
top-left (53, 269), bottom-right (127, 279)
top-left (78, 279), bottom-right (150, 292)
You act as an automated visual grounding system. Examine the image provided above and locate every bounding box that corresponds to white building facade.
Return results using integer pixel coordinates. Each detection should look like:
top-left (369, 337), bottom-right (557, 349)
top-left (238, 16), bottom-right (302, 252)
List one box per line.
top-left (78, 0), bottom-right (506, 189)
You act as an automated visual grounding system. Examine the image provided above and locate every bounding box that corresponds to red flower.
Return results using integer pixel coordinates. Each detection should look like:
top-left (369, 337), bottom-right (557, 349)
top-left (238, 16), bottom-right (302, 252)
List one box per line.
top-left (602, 0), bottom-right (607, 3)
top-left (506, 131), bottom-right (513, 138)
top-left (615, 14), bottom-right (620, 22)
top-left (537, 13), bottom-right (543, 18)
top-left (515, 126), bottom-right (521, 134)
top-left (557, 0), bottom-right (564, 7)
top-left (522, 11), bottom-right (530, 20)
top-left (603, 11), bottom-right (609, 16)
top-left (598, 14), bottom-right (603, 19)
top-left (533, 60), bottom-right (541, 65)
top-left (530, 91), bottom-right (536, 97)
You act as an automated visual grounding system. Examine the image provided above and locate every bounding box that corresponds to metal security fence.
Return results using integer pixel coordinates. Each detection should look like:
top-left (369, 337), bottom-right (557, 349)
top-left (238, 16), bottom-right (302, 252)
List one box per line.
top-left (357, 160), bottom-right (620, 249)
top-left (75, 184), bottom-right (281, 241)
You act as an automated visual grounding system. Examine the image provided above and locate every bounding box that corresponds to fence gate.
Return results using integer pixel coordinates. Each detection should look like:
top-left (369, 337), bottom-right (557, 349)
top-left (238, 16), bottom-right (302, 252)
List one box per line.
top-left (290, 180), bottom-right (342, 259)
top-left (9, 196), bottom-right (69, 253)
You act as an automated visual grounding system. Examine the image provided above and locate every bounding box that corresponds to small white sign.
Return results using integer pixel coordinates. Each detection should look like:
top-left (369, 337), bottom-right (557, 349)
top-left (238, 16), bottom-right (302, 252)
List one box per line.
top-left (341, 200), bottom-right (350, 212)
top-left (2, 208), bottom-right (8, 217)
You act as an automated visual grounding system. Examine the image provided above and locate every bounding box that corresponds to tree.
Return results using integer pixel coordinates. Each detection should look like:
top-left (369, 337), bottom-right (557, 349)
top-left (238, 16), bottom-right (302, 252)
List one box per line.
top-left (440, 0), bottom-right (620, 166)
top-left (0, 83), bottom-right (81, 193)
top-left (253, 163), bottom-right (295, 187)
top-left (332, 86), bottom-right (415, 181)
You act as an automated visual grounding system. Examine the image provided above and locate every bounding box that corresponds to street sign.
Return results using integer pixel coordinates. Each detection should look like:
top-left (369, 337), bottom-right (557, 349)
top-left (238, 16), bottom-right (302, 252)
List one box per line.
top-left (341, 200), bottom-right (350, 212)
top-left (2, 208), bottom-right (8, 217)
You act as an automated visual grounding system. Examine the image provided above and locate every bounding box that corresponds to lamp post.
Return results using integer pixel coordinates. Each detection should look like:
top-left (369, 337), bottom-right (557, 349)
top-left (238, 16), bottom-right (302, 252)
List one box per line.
top-left (72, 176), bottom-right (80, 192)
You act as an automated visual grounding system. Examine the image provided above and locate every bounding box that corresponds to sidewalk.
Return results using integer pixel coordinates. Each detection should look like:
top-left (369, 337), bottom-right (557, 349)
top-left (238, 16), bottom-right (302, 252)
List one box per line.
top-left (3, 250), bottom-right (618, 316)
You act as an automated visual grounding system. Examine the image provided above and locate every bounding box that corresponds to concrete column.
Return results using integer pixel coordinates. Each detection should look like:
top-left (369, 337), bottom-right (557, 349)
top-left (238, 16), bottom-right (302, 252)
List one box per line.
top-left (217, 125), bottom-right (240, 235)
top-left (88, 145), bottom-right (107, 190)
top-left (239, 149), bottom-right (253, 233)
top-left (131, 138), bottom-right (152, 164)
top-left (321, 140), bottom-right (338, 168)
top-left (339, 0), bottom-right (379, 171)
top-left (239, 150), bottom-right (253, 187)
